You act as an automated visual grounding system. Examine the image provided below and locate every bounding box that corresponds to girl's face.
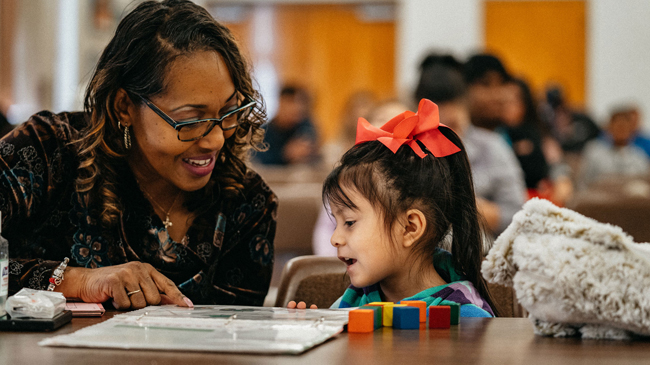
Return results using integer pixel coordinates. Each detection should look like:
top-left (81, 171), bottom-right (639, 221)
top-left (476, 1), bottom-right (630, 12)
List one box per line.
top-left (330, 187), bottom-right (407, 288)
top-left (128, 51), bottom-right (239, 192)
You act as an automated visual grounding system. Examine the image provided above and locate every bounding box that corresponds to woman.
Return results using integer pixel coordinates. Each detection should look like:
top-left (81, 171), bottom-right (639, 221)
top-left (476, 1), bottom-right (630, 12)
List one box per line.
top-left (3, 0), bottom-right (276, 309)
top-left (501, 78), bottom-right (572, 205)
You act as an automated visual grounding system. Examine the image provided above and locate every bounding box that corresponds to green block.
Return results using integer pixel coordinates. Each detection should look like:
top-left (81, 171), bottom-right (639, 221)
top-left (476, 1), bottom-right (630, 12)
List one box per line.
top-left (362, 304), bottom-right (383, 329)
top-left (449, 303), bottom-right (460, 325)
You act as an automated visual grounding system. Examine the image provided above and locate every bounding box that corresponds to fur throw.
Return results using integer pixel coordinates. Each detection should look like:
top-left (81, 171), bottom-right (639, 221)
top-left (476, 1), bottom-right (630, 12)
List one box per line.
top-left (482, 198), bottom-right (650, 339)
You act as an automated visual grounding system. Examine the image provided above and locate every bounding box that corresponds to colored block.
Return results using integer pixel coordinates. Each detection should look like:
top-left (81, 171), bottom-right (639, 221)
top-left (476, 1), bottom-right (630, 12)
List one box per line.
top-left (381, 304), bottom-right (406, 327)
top-left (428, 306), bottom-right (451, 329)
top-left (399, 300), bottom-right (427, 322)
top-left (448, 303), bottom-right (460, 325)
top-left (368, 302), bottom-right (393, 306)
top-left (392, 306), bottom-right (420, 329)
top-left (348, 309), bottom-right (375, 333)
top-left (362, 304), bottom-right (383, 329)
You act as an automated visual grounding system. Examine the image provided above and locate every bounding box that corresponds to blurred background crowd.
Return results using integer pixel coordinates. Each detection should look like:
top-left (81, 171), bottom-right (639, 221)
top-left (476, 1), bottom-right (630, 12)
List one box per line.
top-left (1, 0), bottom-right (650, 304)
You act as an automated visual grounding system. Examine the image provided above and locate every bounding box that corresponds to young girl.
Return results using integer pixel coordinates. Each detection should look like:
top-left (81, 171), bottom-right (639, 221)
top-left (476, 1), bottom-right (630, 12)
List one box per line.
top-left (291, 99), bottom-right (496, 317)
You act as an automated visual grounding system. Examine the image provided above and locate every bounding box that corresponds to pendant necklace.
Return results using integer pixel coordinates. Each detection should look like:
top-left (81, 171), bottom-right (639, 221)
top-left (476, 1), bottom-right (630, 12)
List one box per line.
top-left (137, 180), bottom-right (182, 230)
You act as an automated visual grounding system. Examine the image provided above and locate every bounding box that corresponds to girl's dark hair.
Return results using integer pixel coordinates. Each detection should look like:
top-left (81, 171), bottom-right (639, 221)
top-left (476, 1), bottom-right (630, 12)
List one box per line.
top-left (75, 0), bottom-right (266, 228)
top-left (323, 126), bottom-right (498, 315)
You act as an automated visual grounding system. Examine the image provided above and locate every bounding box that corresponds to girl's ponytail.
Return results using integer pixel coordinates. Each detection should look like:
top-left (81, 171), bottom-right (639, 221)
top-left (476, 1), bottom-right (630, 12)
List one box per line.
top-left (440, 127), bottom-right (500, 316)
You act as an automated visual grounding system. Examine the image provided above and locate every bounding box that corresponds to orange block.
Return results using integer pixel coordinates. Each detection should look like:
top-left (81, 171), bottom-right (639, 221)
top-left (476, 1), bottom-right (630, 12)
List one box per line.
top-left (348, 309), bottom-right (375, 333)
top-left (400, 300), bottom-right (427, 322)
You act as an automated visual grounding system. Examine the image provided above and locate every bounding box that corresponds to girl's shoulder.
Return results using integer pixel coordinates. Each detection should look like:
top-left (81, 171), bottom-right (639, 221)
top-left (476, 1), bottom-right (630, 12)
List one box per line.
top-left (332, 283), bottom-right (382, 308)
top-left (332, 281), bottom-right (494, 317)
top-left (415, 281), bottom-right (494, 317)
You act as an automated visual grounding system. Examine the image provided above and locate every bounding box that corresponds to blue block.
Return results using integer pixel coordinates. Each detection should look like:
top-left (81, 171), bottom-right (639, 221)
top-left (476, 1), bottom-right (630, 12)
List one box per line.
top-left (392, 306), bottom-right (420, 329)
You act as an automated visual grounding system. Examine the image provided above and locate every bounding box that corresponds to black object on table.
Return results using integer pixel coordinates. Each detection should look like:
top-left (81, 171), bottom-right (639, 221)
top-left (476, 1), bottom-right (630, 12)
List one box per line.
top-left (0, 310), bottom-right (73, 332)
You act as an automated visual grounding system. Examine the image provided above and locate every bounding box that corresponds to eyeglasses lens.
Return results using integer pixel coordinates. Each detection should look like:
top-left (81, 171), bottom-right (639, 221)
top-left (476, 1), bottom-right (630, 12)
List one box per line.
top-left (177, 109), bottom-right (248, 141)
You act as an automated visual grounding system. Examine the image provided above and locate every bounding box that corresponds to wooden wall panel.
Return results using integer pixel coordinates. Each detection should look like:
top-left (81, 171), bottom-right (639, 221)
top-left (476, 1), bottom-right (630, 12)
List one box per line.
top-left (225, 4), bottom-right (395, 142)
top-left (485, 1), bottom-right (586, 106)
top-left (0, 0), bottom-right (17, 104)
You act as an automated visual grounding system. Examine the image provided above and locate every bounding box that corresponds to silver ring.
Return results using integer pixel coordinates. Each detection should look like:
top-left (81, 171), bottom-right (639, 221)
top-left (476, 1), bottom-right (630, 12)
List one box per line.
top-left (127, 289), bottom-right (142, 296)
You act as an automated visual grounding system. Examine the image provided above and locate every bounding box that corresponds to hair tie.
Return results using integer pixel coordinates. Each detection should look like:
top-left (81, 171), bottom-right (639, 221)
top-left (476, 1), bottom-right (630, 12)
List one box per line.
top-left (355, 99), bottom-right (461, 158)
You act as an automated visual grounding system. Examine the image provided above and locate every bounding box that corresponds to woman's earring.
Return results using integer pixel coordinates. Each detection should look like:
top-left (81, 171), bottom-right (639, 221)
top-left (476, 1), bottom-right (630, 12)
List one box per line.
top-left (119, 121), bottom-right (131, 150)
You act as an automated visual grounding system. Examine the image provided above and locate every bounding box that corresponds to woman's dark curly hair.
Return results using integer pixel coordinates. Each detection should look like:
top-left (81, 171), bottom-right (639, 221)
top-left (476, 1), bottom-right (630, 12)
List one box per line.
top-left (74, 0), bottom-right (266, 228)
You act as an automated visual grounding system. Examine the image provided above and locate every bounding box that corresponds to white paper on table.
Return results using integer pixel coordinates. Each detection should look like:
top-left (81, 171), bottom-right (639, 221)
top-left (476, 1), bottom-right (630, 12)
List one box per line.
top-left (39, 305), bottom-right (351, 355)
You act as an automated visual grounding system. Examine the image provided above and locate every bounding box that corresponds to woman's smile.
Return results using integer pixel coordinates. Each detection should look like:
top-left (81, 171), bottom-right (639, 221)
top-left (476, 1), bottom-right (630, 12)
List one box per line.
top-left (181, 154), bottom-right (216, 177)
top-left (128, 50), bottom-right (235, 193)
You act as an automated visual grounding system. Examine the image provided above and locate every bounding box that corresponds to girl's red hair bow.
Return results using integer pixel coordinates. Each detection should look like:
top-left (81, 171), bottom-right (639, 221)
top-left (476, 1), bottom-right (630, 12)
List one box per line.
top-left (355, 99), bottom-right (461, 158)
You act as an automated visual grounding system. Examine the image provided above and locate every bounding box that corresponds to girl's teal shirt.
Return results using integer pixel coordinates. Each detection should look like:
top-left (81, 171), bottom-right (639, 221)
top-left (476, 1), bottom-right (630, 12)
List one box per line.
top-left (331, 249), bottom-right (494, 317)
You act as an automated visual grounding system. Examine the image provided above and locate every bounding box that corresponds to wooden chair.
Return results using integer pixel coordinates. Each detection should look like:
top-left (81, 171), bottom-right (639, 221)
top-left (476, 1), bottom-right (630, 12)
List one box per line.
top-left (272, 183), bottom-right (323, 256)
top-left (274, 255), bottom-right (350, 308)
top-left (487, 282), bottom-right (527, 318)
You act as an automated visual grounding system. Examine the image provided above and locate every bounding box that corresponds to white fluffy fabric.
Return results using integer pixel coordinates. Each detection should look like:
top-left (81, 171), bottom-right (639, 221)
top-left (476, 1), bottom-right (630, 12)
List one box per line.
top-left (482, 198), bottom-right (650, 339)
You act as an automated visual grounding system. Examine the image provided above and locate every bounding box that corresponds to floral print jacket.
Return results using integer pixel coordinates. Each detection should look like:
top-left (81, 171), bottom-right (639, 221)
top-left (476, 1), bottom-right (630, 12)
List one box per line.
top-left (1, 111), bottom-right (277, 305)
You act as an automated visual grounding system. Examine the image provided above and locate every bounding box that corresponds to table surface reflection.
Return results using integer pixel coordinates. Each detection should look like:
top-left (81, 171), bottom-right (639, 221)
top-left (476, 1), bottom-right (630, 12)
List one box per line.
top-left (2, 311), bottom-right (650, 365)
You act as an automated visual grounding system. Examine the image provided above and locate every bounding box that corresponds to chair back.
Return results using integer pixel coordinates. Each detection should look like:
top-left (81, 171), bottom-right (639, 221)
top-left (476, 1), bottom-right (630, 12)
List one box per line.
top-left (272, 183), bottom-right (323, 255)
top-left (487, 282), bottom-right (527, 318)
top-left (274, 255), bottom-right (350, 308)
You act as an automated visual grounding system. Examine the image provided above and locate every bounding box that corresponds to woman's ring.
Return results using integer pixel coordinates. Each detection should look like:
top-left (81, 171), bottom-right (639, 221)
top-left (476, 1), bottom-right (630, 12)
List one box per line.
top-left (127, 289), bottom-right (142, 296)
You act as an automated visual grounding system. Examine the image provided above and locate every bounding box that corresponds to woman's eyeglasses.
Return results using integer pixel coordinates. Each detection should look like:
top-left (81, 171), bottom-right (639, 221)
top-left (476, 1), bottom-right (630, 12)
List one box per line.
top-left (138, 95), bottom-right (255, 142)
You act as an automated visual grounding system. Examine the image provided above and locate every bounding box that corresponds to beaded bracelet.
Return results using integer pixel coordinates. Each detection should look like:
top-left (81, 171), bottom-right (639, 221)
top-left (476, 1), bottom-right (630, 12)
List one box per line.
top-left (47, 257), bottom-right (70, 291)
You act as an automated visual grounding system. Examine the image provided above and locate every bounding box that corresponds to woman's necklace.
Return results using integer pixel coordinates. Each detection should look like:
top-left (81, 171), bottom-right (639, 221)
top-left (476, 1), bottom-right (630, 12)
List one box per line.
top-left (136, 180), bottom-right (182, 230)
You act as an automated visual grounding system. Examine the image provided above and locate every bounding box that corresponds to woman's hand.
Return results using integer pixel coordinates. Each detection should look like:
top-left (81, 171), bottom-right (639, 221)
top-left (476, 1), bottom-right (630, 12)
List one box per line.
top-left (287, 300), bottom-right (318, 309)
top-left (60, 262), bottom-right (193, 310)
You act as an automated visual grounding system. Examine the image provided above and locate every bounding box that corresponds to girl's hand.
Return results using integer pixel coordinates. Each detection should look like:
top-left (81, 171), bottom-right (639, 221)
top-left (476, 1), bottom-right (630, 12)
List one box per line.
top-left (60, 262), bottom-right (193, 310)
top-left (287, 300), bottom-right (318, 309)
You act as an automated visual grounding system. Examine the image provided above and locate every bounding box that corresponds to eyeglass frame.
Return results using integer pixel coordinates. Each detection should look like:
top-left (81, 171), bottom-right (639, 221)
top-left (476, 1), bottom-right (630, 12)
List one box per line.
top-left (136, 94), bottom-right (256, 142)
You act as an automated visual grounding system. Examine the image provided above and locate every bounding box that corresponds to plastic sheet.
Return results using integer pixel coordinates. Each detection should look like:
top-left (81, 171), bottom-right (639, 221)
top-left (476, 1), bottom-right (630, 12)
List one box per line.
top-left (6, 288), bottom-right (66, 319)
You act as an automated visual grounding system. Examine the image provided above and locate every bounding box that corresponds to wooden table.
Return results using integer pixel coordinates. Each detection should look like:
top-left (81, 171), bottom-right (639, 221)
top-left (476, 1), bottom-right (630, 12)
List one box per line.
top-left (2, 312), bottom-right (650, 365)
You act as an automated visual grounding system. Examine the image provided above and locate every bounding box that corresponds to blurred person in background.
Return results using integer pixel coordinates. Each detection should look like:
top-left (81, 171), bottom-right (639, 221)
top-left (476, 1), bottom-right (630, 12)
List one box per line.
top-left (321, 90), bottom-right (376, 168)
top-left (0, 108), bottom-right (13, 138)
top-left (501, 78), bottom-right (573, 206)
top-left (366, 98), bottom-right (414, 126)
top-left (540, 85), bottom-right (600, 154)
top-left (577, 107), bottom-right (649, 190)
top-left (625, 105), bottom-right (650, 158)
top-left (463, 54), bottom-right (510, 132)
top-left (254, 85), bottom-right (319, 165)
top-left (0, 95), bottom-right (13, 137)
top-left (415, 53), bottom-right (526, 237)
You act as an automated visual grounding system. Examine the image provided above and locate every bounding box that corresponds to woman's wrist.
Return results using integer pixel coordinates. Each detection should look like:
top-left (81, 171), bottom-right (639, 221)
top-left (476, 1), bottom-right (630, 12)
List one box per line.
top-left (55, 266), bottom-right (87, 299)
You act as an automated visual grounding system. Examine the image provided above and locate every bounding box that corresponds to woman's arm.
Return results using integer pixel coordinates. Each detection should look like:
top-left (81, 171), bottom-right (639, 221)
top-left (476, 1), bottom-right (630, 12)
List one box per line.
top-left (58, 263), bottom-right (191, 309)
top-left (1, 112), bottom-right (78, 294)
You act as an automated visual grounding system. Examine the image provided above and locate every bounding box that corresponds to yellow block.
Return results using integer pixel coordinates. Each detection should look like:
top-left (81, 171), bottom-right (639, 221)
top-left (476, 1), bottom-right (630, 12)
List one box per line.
top-left (368, 302), bottom-right (393, 306)
top-left (381, 304), bottom-right (406, 327)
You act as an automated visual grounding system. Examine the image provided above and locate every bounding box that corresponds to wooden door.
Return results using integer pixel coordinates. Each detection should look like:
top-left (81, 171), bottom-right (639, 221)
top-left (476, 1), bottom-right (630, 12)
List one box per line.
top-left (220, 3), bottom-right (396, 142)
top-left (485, 1), bottom-right (586, 107)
